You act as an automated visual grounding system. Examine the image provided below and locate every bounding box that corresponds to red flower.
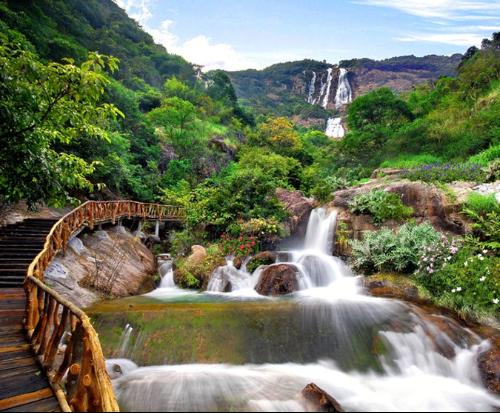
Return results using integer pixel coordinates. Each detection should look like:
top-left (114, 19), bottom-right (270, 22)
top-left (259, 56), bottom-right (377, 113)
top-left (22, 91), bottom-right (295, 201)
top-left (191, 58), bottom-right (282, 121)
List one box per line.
top-left (240, 245), bottom-right (245, 250)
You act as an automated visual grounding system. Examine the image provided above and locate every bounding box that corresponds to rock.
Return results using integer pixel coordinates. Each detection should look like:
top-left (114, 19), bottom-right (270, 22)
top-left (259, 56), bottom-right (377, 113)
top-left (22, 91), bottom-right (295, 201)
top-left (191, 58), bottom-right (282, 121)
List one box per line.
top-left (255, 264), bottom-right (299, 296)
top-left (301, 383), bottom-right (344, 412)
top-left (186, 245), bottom-right (207, 266)
top-left (478, 338), bottom-right (500, 394)
top-left (473, 181), bottom-right (500, 203)
top-left (363, 274), bottom-right (421, 302)
top-left (276, 189), bottom-right (316, 237)
top-left (233, 256), bottom-right (243, 270)
top-left (45, 228), bottom-right (157, 308)
top-left (371, 168), bottom-right (405, 179)
top-left (247, 251), bottom-right (277, 273)
top-left (69, 238), bottom-right (87, 255)
top-left (332, 180), bottom-right (471, 239)
top-left (209, 136), bottom-right (236, 157)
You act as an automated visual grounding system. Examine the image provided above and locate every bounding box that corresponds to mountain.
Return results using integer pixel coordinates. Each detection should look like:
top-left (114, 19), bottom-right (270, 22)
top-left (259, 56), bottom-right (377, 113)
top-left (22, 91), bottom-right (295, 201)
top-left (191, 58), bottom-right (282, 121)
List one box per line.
top-left (227, 54), bottom-right (463, 128)
top-left (0, 0), bottom-right (196, 88)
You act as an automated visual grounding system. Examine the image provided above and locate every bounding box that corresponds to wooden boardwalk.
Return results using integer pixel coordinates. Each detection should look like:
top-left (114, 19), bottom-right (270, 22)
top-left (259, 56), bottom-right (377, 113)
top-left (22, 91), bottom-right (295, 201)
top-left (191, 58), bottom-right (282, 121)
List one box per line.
top-left (0, 220), bottom-right (60, 412)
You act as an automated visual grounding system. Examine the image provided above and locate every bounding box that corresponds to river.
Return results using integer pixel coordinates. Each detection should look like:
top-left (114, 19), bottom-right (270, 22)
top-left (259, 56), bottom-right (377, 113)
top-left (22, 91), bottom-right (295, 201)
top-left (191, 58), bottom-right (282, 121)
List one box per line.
top-left (88, 209), bottom-right (499, 412)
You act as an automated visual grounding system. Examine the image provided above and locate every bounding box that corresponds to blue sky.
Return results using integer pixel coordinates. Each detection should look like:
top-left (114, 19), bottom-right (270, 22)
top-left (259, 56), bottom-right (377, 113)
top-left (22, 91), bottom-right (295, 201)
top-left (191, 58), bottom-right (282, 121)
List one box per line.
top-left (115, 0), bottom-right (500, 71)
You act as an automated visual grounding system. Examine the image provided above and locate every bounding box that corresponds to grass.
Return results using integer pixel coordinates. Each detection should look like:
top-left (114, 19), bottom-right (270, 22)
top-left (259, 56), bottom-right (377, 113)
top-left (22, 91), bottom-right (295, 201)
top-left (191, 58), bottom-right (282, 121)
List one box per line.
top-left (464, 193), bottom-right (499, 216)
top-left (380, 154), bottom-right (442, 169)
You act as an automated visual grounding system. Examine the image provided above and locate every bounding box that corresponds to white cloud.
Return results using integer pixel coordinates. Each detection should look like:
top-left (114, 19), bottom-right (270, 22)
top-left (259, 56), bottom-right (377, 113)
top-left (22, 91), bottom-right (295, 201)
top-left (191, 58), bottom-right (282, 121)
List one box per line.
top-left (114, 0), bottom-right (258, 71)
top-left (356, 0), bottom-right (500, 20)
top-left (115, 0), bottom-right (152, 25)
top-left (398, 33), bottom-right (486, 46)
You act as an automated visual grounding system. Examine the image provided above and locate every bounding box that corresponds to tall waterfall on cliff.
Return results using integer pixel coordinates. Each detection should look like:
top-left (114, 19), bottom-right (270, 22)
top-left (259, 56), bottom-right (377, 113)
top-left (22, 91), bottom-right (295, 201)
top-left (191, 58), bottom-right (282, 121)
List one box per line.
top-left (307, 71), bottom-right (317, 104)
top-left (334, 68), bottom-right (352, 107)
top-left (322, 68), bottom-right (334, 109)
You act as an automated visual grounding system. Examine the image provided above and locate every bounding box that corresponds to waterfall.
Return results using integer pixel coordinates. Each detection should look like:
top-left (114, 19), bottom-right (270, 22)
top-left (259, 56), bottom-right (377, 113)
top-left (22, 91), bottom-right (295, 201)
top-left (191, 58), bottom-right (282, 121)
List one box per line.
top-left (317, 75), bottom-right (327, 106)
top-left (335, 68), bottom-right (352, 107)
top-left (159, 261), bottom-right (176, 289)
top-left (106, 207), bottom-right (499, 412)
top-left (325, 117), bottom-right (345, 139)
top-left (304, 208), bottom-right (338, 254)
top-left (307, 71), bottom-right (316, 104)
top-left (322, 68), bottom-right (334, 109)
top-left (118, 324), bottom-right (133, 358)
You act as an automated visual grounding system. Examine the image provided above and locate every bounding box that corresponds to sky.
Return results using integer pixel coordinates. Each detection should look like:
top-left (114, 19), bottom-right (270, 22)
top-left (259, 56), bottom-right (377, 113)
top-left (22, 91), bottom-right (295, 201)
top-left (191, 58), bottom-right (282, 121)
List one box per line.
top-left (115, 0), bottom-right (500, 71)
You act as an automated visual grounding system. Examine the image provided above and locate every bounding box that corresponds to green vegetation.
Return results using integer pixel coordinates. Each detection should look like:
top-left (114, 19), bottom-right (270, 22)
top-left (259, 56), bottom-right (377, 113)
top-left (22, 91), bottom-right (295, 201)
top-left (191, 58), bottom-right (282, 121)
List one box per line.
top-left (349, 190), bottom-right (414, 224)
top-left (350, 223), bottom-right (441, 275)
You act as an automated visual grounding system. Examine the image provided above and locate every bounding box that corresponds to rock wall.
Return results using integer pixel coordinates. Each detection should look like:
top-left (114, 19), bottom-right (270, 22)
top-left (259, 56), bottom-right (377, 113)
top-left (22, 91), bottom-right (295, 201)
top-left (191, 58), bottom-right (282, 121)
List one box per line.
top-left (331, 179), bottom-right (474, 257)
top-left (45, 226), bottom-right (157, 308)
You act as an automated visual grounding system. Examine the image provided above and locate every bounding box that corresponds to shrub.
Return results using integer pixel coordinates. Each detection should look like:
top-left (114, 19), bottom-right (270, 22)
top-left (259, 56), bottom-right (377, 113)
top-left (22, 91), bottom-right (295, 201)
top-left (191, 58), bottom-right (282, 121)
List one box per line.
top-left (349, 190), bottom-right (413, 224)
top-left (464, 193), bottom-right (499, 217)
top-left (310, 176), bottom-right (350, 203)
top-left (468, 145), bottom-right (500, 167)
top-left (415, 244), bottom-right (499, 318)
top-left (175, 244), bottom-right (226, 289)
top-left (403, 163), bottom-right (486, 183)
top-left (350, 222), bottom-right (442, 274)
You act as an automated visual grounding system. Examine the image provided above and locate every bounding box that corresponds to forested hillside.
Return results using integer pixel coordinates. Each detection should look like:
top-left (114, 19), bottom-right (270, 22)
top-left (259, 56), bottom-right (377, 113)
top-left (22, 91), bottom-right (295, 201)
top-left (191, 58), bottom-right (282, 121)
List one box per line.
top-left (227, 54), bottom-right (463, 123)
top-left (0, 0), bottom-right (252, 207)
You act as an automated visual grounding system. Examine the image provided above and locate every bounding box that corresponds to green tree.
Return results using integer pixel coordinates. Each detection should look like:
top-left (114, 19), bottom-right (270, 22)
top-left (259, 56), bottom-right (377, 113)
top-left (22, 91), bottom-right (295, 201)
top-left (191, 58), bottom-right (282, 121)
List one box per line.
top-left (0, 36), bottom-right (123, 207)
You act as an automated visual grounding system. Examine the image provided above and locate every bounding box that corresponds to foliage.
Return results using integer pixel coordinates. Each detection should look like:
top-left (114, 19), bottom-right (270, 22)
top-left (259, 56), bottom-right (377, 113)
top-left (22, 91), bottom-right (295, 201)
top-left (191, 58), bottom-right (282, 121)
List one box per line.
top-left (220, 233), bottom-right (258, 257)
top-left (464, 193), bottom-right (499, 217)
top-left (350, 223), bottom-right (442, 274)
top-left (174, 244), bottom-right (226, 289)
top-left (251, 117), bottom-right (303, 156)
top-left (0, 36), bottom-right (123, 207)
top-left (415, 243), bottom-right (499, 317)
top-left (380, 154), bottom-right (442, 169)
top-left (467, 144), bottom-right (500, 167)
top-left (349, 190), bottom-right (413, 224)
top-left (403, 163), bottom-right (486, 183)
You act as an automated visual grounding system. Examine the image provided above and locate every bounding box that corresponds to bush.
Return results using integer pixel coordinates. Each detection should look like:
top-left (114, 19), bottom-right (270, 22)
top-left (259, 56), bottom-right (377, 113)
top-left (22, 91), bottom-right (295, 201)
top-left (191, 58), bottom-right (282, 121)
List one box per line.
top-left (464, 193), bottom-right (499, 217)
top-left (403, 163), bottom-right (486, 183)
top-left (416, 244), bottom-right (499, 318)
top-left (467, 144), bottom-right (500, 167)
top-left (350, 222), bottom-right (441, 274)
top-left (349, 190), bottom-right (413, 224)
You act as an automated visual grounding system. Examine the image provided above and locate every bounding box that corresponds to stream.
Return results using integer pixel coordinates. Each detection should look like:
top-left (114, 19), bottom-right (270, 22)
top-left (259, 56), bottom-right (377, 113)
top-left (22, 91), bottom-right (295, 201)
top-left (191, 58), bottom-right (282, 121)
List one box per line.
top-left (88, 209), bottom-right (500, 412)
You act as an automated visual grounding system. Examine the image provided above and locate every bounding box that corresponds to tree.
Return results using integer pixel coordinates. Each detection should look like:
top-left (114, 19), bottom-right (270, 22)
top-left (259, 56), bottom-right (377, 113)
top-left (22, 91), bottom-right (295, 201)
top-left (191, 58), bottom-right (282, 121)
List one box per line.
top-left (0, 35), bottom-right (123, 207)
top-left (252, 117), bottom-right (303, 155)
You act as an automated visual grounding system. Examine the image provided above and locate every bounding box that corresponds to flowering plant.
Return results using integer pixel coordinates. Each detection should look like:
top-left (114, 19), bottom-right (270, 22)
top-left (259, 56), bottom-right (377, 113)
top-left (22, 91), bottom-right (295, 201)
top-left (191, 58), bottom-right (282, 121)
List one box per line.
top-left (220, 233), bottom-right (259, 257)
top-left (403, 163), bottom-right (486, 183)
top-left (416, 234), bottom-right (461, 276)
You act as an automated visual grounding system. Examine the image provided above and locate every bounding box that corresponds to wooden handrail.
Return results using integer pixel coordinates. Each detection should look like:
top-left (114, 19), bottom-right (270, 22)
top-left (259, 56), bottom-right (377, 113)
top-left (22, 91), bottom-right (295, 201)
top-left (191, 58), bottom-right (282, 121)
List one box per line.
top-left (23, 201), bottom-right (185, 412)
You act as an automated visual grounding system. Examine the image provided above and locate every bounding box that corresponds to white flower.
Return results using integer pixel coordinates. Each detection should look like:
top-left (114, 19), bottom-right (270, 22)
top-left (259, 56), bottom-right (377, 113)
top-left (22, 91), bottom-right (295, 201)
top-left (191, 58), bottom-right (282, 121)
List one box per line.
top-left (456, 287), bottom-right (462, 292)
top-left (479, 256), bottom-right (485, 261)
top-left (483, 250), bottom-right (488, 254)
top-left (493, 299), bottom-right (499, 305)
top-left (464, 262), bottom-right (468, 267)
top-left (480, 276), bottom-right (486, 282)
top-left (452, 289), bottom-right (456, 293)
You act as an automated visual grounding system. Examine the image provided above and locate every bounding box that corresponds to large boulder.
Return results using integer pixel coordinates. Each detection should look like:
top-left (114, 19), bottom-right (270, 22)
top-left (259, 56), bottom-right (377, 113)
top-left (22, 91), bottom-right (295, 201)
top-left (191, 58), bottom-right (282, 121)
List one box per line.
top-left (331, 181), bottom-right (473, 253)
top-left (255, 264), bottom-right (299, 296)
top-left (362, 274), bottom-right (421, 302)
top-left (247, 251), bottom-right (277, 273)
top-left (276, 189), bottom-right (316, 237)
top-left (186, 245), bottom-right (207, 266)
top-left (301, 383), bottom-right (344, 412)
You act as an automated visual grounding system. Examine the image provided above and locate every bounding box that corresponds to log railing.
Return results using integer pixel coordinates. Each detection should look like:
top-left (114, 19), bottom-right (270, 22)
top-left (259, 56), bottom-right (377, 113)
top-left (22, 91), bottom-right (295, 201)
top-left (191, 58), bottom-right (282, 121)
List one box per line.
top-left (23, 201), bottom-right (185, 412)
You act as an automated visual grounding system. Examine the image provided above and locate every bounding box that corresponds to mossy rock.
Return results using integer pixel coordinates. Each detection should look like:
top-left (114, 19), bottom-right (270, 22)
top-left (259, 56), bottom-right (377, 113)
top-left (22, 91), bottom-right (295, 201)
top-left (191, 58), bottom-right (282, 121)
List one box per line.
top-left (363, 273), bottom-right (429, 302)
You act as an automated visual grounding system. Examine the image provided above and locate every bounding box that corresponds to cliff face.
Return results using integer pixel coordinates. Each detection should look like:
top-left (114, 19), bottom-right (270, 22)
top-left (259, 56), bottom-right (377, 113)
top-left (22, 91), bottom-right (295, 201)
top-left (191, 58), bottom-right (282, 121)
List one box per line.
top-left (227, 54), bottom-right (463, 125)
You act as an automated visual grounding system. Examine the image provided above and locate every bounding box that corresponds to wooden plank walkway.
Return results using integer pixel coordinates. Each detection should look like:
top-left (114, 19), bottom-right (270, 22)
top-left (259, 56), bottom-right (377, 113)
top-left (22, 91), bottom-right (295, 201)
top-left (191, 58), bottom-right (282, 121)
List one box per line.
top-left (0, 220), bottom-right (61, 412)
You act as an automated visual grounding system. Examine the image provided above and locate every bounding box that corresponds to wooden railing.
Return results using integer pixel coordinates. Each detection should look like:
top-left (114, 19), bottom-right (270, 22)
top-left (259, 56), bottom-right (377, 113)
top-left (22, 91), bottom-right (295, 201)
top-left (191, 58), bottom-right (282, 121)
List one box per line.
top-left (23, 201), bottom-right (185, 412)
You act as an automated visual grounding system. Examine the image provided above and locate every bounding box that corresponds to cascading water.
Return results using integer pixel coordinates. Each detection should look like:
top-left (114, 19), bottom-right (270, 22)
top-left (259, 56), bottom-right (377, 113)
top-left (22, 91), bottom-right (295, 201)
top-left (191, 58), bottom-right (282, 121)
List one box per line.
top-left (100, 208), bottom-right (499, 412)
top-left (307, 71), bottom-right (316, 104)
top-left (325, 117), bottom-right (345, 139)
top-left (322, 68), bottom-right (334, 109)
top-left (335, 67), bottom-right (353, 107)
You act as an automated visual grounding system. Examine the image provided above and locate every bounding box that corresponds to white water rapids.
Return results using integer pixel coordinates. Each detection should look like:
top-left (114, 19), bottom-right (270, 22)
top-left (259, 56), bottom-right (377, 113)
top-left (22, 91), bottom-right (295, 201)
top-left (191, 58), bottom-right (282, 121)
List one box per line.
top-left (107, 208), bottom-right (499, 412)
